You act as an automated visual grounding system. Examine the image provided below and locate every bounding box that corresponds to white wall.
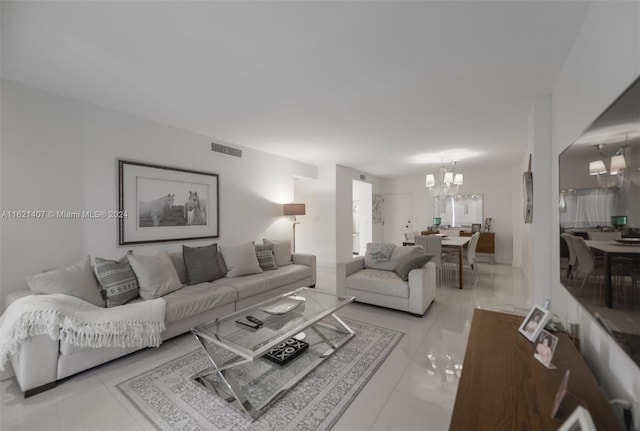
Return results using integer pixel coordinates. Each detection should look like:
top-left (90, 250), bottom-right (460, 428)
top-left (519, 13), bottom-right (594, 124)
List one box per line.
top-left (294, 164), bottom-right (337, 268)
top-left (547, 0), bottom-right (640, 419)
top-left (0, 79), bottom-right (316, 309)
top-left (381, 166), bottom-right (515, 265)
top-left (335, 165), bottom-right (383, 264)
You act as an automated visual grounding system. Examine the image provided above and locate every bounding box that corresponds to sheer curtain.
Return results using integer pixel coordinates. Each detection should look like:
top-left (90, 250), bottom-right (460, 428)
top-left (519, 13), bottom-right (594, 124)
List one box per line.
top-left (570, 188), bottom-right (620, 226)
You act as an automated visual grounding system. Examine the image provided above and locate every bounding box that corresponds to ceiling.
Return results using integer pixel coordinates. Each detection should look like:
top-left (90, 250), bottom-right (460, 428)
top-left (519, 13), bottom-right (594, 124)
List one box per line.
top-left (1, 1), bottom-right (592, 177)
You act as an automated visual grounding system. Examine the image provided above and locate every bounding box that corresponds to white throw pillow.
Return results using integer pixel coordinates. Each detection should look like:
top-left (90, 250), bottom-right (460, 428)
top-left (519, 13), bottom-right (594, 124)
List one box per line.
top-left (263, 239), bottom-right (292, 267)
top-left (220, 243), bottom-right (263, 278)
top-left (128, 251), bottom-right (183, 300)
top-left (26, 256), bottom-right (106, 307)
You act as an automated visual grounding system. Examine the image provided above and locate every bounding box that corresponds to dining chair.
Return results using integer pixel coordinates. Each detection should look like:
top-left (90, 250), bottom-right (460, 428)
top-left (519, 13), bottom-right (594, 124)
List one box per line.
top-left (465, 232), bottom-right (481, 282)
top-left (560, 233), bottom-right (578, 280)
top-left (414, 235), bottom-right (448, 283)
top-left (570, 236), bottom-right (606, 297)
top-left (587, 231), bottom-right (622, 241)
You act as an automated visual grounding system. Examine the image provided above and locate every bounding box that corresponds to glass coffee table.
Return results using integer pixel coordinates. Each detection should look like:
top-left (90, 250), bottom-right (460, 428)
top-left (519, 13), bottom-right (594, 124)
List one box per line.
top-left (191, 287), bottom-right (355, 419)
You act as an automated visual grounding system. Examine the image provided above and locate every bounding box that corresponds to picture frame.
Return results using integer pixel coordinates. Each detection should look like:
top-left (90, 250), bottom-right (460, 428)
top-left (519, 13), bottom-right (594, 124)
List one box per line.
top-left (534, 329), bottom-right (558, 368)
top-left (518, 304), bottom-right (552, 342)
top-left (118, 160), bottom-right (219, 245)
top-left (557, 406), bottom-right (596, 431)
top-left (471, 223), bottom-right (481, 233)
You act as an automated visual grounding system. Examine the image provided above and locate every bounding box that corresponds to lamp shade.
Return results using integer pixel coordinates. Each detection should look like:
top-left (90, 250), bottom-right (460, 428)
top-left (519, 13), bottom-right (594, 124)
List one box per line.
top-left (283, 203), bottom-right (306, 216)
top-left (589, 160), bottom-right (606, 175)
top-left (425, 174), bottom-right (435, 188)
top-left (444, 172), bottom-right (454, 185)
top-left (609, 154), bottom-right (627, 174)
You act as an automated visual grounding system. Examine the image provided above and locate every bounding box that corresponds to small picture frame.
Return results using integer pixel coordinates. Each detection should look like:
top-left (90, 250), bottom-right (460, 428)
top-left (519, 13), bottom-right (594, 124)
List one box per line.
top-left (471, 223), bottom-right (481, 233)
top-left (557, 406), bottom-right (596, 431)
top-left (534, 329), bottom-right (558, 368)
top-left (518, 305), bottom-right (552, 342)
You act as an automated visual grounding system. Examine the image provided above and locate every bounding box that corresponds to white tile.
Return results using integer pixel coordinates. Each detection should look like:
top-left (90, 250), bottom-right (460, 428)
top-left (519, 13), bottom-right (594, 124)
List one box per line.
top-left (332, 381), bottom-right (393, 431)
top-left (371, 391), bottom-right (452, 431)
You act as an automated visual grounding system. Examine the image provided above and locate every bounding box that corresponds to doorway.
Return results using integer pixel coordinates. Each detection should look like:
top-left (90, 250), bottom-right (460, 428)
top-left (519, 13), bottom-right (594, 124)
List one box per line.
top-left (352, 180), bottom-right (372, 256)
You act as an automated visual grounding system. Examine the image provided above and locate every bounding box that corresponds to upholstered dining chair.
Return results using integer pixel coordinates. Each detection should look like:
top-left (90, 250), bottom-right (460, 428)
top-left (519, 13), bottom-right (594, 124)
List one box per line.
top-left (570, 235), bottom-right (606, 297)
top-left (561, 233), bottom-right (578, 280)
top-left (465, 232), bottom-right (481, 282)
top-left (586, 231), bottom-right (622, 241)
top-left (415, 235), bottom-right (447, 283)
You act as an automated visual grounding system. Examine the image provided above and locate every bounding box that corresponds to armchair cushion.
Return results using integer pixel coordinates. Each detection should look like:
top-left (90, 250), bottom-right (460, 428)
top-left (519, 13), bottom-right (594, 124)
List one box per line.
top-left (393, 251), bottom-right (433, 281)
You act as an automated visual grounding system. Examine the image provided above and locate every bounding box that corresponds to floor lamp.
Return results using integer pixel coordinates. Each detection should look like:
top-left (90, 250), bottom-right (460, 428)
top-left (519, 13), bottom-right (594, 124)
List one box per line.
top-left (284, 203), bottom-right (306, 252)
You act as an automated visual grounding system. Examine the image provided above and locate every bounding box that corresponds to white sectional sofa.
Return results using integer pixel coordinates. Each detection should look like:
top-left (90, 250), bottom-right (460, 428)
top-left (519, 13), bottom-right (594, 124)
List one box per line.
top-left (337, 244), bottom-right (436, 316)
top-left (5, 245), bottom-right (316, 397)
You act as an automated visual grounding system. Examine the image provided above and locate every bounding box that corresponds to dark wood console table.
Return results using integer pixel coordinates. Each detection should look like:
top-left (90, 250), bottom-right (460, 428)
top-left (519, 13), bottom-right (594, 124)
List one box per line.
top-left (450, 309), bottom-right (620, 430)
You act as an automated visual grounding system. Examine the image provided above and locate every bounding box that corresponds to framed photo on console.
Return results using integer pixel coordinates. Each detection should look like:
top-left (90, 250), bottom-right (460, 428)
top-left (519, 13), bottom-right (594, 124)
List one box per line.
top-left (518, 305), bottom-right (551, 342)
top-left (118, 160), bottom-right (219, 245)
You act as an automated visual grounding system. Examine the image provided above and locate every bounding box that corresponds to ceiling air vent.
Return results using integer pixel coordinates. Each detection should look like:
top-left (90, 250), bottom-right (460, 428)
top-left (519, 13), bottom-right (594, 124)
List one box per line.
top-left (211, 142), bottom-right (242, 158)
top-left (360, 174), bottom-right (367, 180)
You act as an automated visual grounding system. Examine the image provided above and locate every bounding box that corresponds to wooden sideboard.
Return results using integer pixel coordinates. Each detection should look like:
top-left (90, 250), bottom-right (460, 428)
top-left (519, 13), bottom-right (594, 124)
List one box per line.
top-left (450, 309), bottom-right (620, 430)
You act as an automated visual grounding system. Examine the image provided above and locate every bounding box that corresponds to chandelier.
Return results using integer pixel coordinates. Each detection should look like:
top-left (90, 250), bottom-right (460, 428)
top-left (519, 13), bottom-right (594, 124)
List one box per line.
top-left (425, 162), bottom-right (463, 197)
top-left (589, 142), bottom-right (636, 188)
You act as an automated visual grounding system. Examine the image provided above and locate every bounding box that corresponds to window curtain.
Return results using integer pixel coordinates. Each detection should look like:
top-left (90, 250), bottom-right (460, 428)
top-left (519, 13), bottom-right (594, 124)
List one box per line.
top-left (569, 188), bottom-right (620, 227)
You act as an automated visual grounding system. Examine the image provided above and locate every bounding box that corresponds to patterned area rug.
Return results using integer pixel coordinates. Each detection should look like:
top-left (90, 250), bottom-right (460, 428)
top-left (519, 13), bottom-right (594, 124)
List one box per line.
top-left (117, 318), bottom-right (402, 431)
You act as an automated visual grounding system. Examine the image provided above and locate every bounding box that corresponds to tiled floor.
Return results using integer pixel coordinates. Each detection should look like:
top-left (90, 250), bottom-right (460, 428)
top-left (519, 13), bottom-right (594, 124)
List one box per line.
top-left (1, 263), bottom-right (528, 431)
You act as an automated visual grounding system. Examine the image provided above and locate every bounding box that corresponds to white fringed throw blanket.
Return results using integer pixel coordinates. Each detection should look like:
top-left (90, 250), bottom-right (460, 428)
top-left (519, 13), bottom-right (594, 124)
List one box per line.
top-left (0, 294), bottom-right (166, 372)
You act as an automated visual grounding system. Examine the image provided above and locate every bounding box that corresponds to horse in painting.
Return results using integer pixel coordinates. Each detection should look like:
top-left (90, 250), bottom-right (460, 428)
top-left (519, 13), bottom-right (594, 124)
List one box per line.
top-left (139, 194), bottom-right (175, 227)
top-left (184, 191), bottom-right (206, 225)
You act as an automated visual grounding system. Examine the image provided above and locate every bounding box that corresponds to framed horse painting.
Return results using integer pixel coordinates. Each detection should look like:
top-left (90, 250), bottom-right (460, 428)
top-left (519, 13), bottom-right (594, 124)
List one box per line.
top-left (118, 160), bottom-right (219, 245)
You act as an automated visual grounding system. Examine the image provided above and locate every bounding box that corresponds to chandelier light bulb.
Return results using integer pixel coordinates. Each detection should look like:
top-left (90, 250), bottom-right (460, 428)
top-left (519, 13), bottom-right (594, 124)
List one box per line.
top-left (454, 174), bottom-right (463, 185)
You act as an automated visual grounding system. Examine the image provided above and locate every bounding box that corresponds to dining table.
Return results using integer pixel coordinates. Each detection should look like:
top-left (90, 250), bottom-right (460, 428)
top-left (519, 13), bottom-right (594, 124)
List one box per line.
top-left (441, 236), bottom-right (471, 289)
top-left (585, 239), bottom-right (640, 308)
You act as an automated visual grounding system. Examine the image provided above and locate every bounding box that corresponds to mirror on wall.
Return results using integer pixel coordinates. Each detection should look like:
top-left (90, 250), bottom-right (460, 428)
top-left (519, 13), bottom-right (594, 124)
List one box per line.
top-left (434, 194), bottom-right (483, 227)
top-left (558, 76), bottom-right (640, 368)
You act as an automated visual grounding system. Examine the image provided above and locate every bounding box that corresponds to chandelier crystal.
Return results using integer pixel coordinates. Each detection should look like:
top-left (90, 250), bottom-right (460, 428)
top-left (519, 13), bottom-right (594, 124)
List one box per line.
top-left (425, 162), bottom-right (463, 197)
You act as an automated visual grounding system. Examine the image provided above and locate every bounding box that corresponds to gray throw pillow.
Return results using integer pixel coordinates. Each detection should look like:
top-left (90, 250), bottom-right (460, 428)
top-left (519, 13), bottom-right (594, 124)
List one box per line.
top-left (93, 252), bottom-right (139, 307)
top-left (255, 244), bottom-right (278, 270)
top-left (182, 243), bottom-right (224, 285)
top-left (393, 251), bottom-right (433, 281)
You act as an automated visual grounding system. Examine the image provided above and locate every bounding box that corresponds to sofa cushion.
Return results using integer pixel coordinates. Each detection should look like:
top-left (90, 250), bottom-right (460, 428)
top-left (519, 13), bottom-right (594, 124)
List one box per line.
top-left (364, 244), bottom-right (422, 271)
top-left (220, 243), bottom-right (263, 278)
top-left (182, 243), bottom-right (225, 285)
top-left (168, 251), bottom-right (189, 285)
top-left (26, 256), bottom-right (106, 307)
top-left (346, 268), bottom-right (409, 298)
top-left (263, 239), bottom-right (292, 267)
top-left (255, 244), bottom-right (278, 271)
top-left (162, 283), bottom-right (238, 323)
top-left (213, 264), bottom-right (311, 299)
top-left (128, 251), bottom-right (183, 300)
top-left (93, 253), bottom-right (139, 307)
top-left (394, 251), bottom-right (433, 281)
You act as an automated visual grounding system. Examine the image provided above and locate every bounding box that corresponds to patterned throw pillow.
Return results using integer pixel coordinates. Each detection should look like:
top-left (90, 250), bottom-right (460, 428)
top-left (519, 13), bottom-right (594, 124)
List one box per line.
top-left (93, 252), bottom-right (139, 307)
top-left (255, 244), bottom-right (278, 271)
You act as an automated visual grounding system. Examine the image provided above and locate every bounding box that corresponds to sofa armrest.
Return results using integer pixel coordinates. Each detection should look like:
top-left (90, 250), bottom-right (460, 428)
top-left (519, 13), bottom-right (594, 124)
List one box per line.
top-left (407, 261), bottom-right (437, 315)
top-left (5, 289), bottom-right (35, 309)
top-left (336, 257), bottom-right (365, 297)
top-left (292, 253), bottom-right (316, 286)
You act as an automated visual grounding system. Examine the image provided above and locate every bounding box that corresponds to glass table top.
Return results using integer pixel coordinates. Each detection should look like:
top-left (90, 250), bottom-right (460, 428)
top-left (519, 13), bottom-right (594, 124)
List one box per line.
top-left (192, 287), bottom-right (354, 359)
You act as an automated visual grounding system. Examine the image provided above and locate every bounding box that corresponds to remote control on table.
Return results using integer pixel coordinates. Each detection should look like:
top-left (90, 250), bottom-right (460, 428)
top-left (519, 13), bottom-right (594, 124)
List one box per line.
top-left (246, 315), bottom-right (263, 326)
